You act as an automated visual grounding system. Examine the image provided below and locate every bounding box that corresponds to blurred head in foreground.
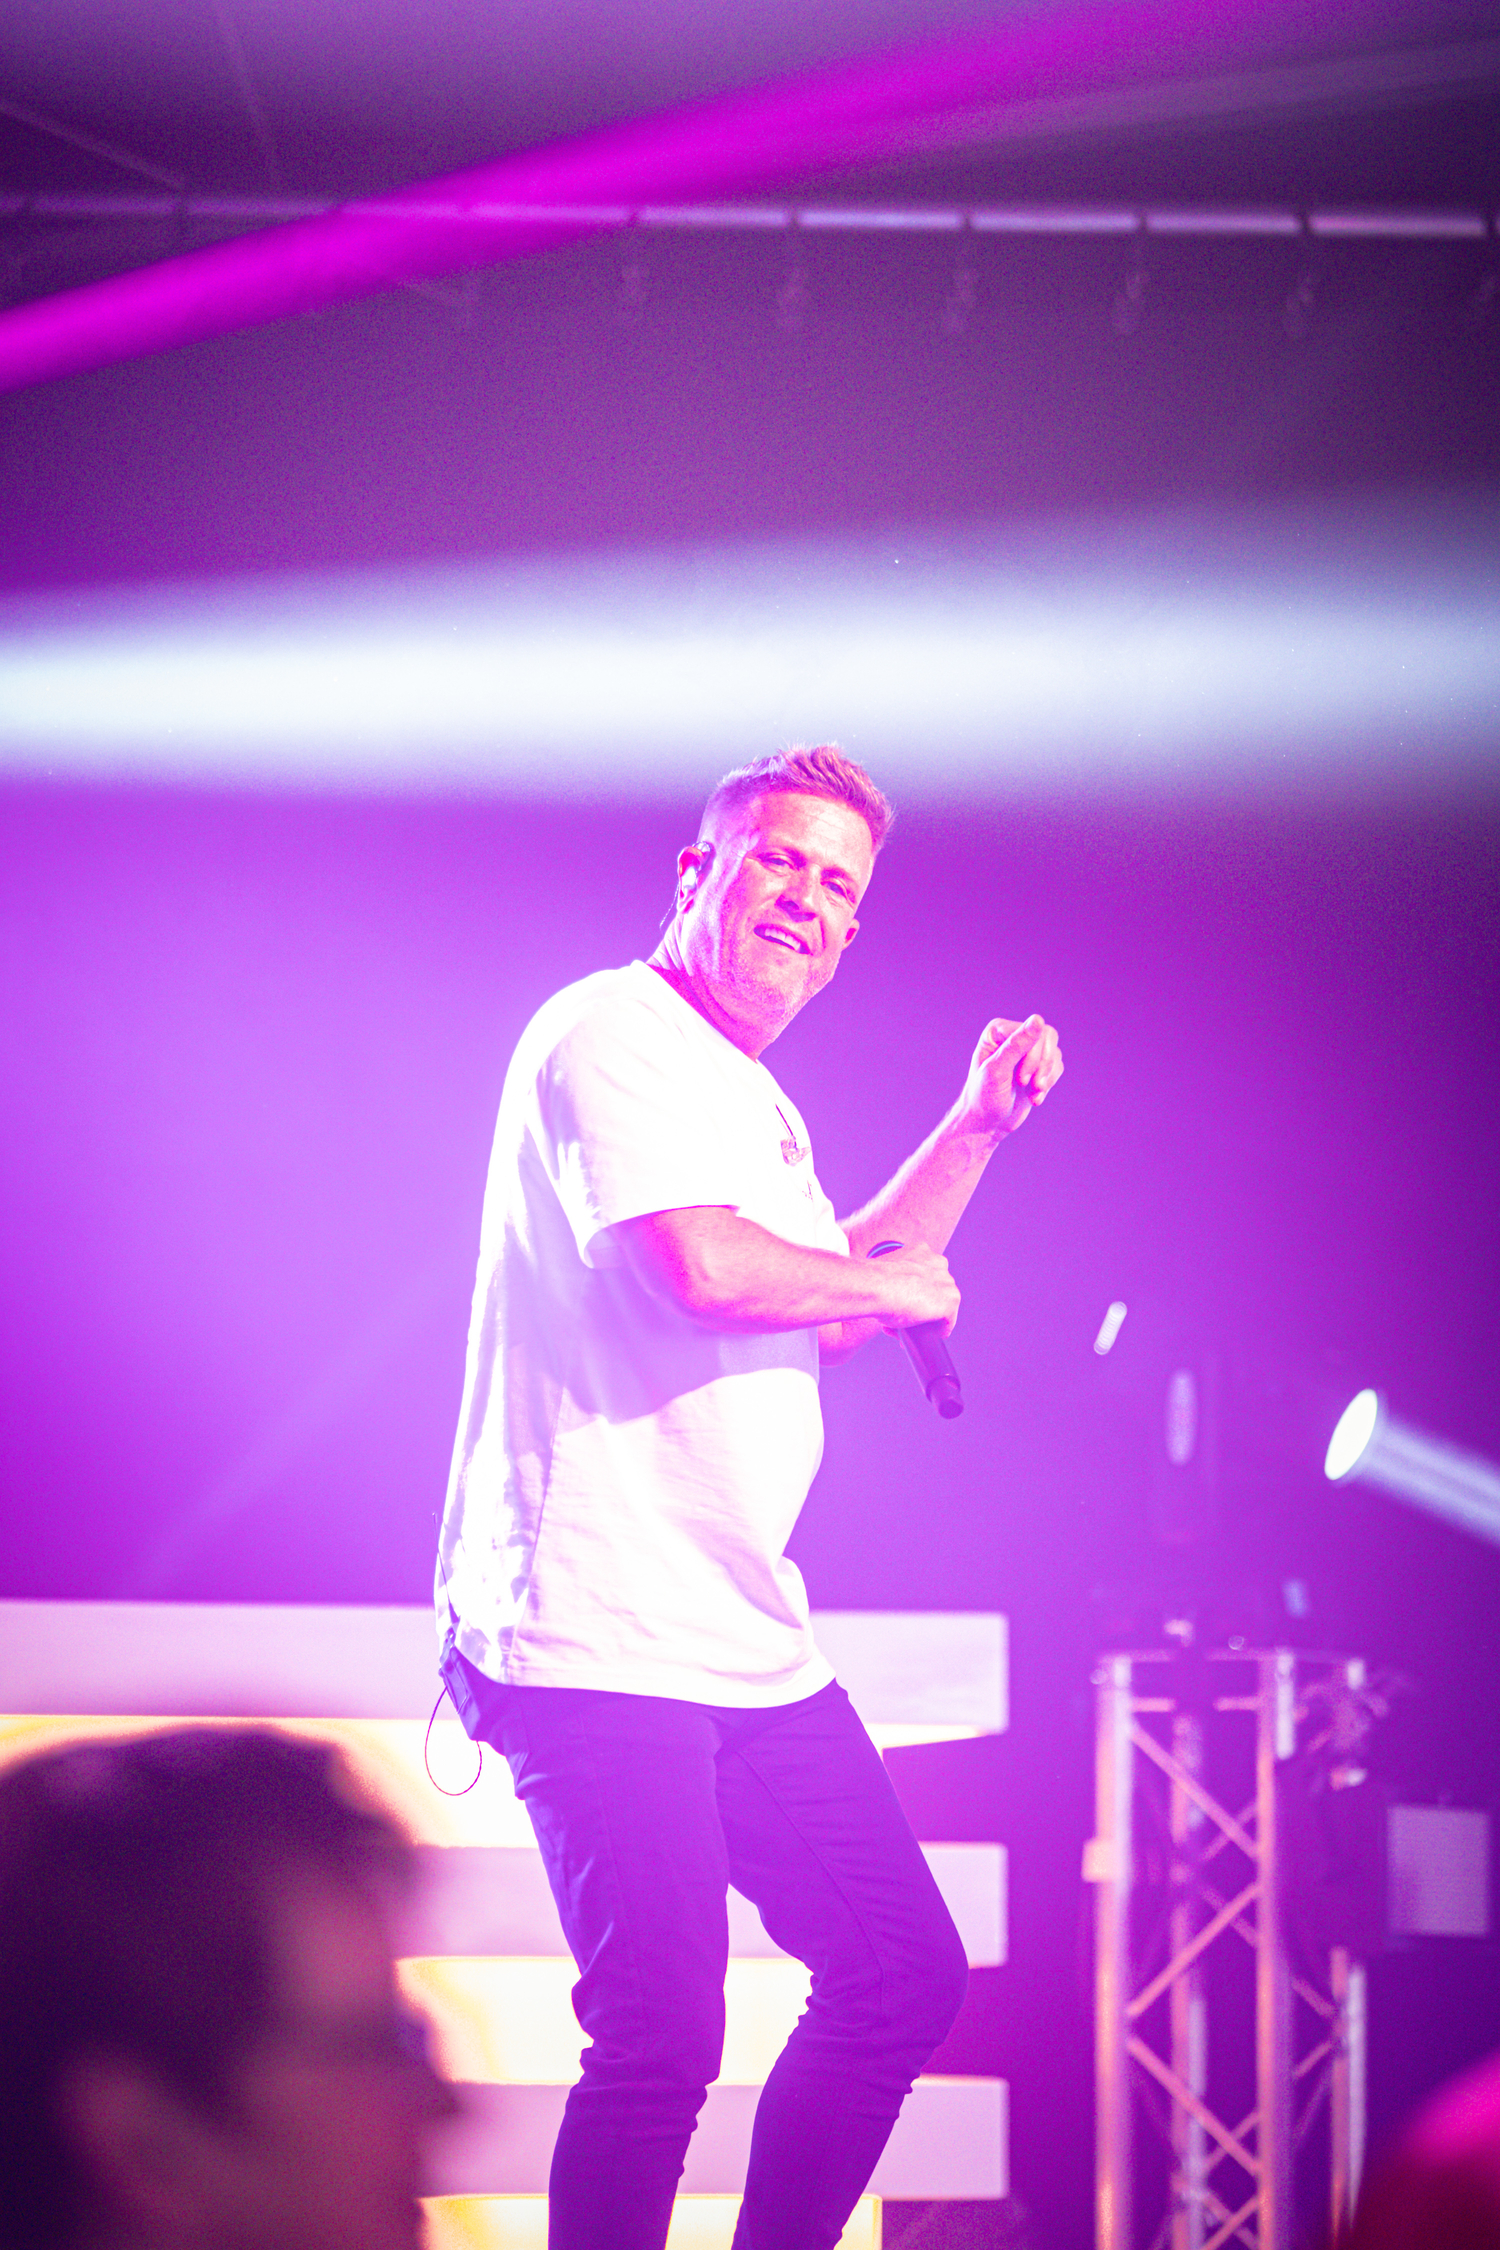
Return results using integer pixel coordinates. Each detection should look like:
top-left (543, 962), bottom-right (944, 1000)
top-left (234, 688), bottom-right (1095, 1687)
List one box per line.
top-left (0, 1726), bottom-right (442, 2250)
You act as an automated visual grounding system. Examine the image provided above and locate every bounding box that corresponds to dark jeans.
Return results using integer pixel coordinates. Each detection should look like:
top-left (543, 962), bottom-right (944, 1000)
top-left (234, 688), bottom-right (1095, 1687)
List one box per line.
top-left (441, 1650), bottom-right (968, 2250)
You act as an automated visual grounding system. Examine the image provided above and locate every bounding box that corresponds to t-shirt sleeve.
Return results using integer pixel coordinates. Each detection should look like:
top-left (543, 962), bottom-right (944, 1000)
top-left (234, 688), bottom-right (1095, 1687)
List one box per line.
top-left (540, 993), bottom-right (746, 1265)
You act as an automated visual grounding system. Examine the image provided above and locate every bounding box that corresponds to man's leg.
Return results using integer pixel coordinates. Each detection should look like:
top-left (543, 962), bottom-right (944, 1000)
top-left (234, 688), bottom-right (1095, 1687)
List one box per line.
top-left (463, 1674), bottom-right (732, 2250)
top-left (713, 1682), bottom-right (970, 2250)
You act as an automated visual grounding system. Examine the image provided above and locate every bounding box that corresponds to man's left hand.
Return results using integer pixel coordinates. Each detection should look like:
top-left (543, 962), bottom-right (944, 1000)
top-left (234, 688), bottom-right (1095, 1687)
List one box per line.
top-left (961, 1013), bottom-right (1064, 1138)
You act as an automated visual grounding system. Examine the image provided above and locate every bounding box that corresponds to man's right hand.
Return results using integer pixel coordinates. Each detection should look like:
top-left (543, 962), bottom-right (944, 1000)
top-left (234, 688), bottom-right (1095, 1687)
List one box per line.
top-left (869, 1242), bottom-right (960, 1337)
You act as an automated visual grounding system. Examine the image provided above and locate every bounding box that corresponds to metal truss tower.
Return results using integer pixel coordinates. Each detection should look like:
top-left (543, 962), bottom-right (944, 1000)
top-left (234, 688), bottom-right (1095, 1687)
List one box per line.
top-left (1089, 1645), bottom-right (1374, 2250)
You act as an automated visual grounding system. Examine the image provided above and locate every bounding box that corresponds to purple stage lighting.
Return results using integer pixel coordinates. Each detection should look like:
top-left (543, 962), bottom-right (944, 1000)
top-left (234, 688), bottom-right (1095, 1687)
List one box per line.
top-left (2, 501), bottom-right (1496, 800)
top-left (1325, 1390), bottom-right (1500, 1547)
top-left (0, 0), bottom-right (1420, 393)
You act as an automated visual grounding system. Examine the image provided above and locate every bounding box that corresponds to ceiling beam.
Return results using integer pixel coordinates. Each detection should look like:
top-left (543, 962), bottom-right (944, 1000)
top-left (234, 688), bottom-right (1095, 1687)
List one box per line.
top-left (0, 0), bottom-right (1457, 395)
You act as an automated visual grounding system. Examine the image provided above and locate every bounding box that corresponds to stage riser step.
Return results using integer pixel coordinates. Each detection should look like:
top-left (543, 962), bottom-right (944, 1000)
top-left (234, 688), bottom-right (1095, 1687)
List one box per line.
top-left (0, 1604), bottom-right (1006, 1733)
top-left (423, 2194), bottom-right (879, 2248)
top-left (427, 2081), bottom-right (1006, 2200)
top-left (399, 1842), bottom-right (1005, 1966)
top-left (0, 1606), bottom-right (1010, 2219)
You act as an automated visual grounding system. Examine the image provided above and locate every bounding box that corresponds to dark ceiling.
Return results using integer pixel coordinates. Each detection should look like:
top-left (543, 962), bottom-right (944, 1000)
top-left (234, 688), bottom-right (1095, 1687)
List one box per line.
top-left (2, 0), bottom-right (1499, 313)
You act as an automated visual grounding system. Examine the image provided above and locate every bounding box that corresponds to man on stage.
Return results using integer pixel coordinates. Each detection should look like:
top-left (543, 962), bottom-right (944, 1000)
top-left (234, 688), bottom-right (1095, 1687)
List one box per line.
top-left (436, 745), bottom-right (1063, 2250)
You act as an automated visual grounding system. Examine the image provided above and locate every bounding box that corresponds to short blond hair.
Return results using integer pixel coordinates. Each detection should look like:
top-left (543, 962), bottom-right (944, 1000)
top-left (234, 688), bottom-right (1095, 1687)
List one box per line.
top-left (701, 745), bottom-right (894, 854)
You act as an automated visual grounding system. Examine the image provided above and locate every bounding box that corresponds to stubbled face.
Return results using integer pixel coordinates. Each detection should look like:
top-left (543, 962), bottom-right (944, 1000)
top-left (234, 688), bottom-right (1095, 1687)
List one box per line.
top-left (674, 791), bottom-right (875, 1054)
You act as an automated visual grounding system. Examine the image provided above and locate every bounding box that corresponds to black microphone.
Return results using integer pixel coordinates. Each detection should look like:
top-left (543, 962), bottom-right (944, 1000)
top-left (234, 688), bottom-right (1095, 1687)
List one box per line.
top-left (866, 1239), bottom-right (964, 1419)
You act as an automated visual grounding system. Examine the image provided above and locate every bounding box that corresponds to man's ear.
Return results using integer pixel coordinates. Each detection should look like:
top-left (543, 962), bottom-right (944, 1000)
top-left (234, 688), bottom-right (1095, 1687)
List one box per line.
top-left (61, 2053), bottom-right (218, 2241)
top-left (842, 917), bottom-right (860, 949)
top-left (677, 841), bottom-right (714, 899)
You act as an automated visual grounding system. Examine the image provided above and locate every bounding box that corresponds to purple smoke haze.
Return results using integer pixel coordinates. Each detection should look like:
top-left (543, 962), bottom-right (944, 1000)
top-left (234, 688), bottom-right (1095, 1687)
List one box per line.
top-left (0, 0), bottom-right (1396, 393)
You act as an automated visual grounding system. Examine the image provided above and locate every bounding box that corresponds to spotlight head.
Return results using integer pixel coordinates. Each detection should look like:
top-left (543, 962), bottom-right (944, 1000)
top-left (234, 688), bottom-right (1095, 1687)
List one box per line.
top-left (1325, 1388), bottom-right (1382, 1482)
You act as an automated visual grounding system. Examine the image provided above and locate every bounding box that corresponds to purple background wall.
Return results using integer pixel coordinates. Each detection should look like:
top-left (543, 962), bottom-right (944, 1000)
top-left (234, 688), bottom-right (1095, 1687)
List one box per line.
top-left (4, 224), bottom-right (1500, 586)
top-left (3, 213), bottom-right (1499, 2245)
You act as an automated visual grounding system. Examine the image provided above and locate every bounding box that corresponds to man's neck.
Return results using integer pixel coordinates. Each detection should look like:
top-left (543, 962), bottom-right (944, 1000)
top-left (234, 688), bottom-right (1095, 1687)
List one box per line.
top-left (646, 942), bottom-right (767, 1061)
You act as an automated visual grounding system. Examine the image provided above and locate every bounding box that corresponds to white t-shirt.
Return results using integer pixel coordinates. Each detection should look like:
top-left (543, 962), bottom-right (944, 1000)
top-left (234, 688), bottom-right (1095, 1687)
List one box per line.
top-left (436, 960), bottom-right (846, 1705)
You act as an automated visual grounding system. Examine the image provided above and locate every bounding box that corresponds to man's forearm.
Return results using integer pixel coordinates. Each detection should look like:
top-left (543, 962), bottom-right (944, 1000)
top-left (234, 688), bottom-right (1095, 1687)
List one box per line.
top-left (840, 1101), bottom-right (1005, 1260)
top-left (613, 1207), bottom-right (949, 1334)
top-left (655, 1217), bottom-right (893, 1331)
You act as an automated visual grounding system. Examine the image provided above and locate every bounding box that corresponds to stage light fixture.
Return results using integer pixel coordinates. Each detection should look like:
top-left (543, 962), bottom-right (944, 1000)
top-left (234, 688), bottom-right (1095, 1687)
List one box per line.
top-left (774, 251), bottom-right (809, 335)
top-left (940, 245), bottom-right (978, 338)
top-left (1282, 263), bottom-right (1319, 342)
top-left (1324, 1389), bottom-right (1500, 1548)
top-left (617, 244), bottom-right (649, 328)
top-left (1324, 1388), bottom-right (1381, 1481)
